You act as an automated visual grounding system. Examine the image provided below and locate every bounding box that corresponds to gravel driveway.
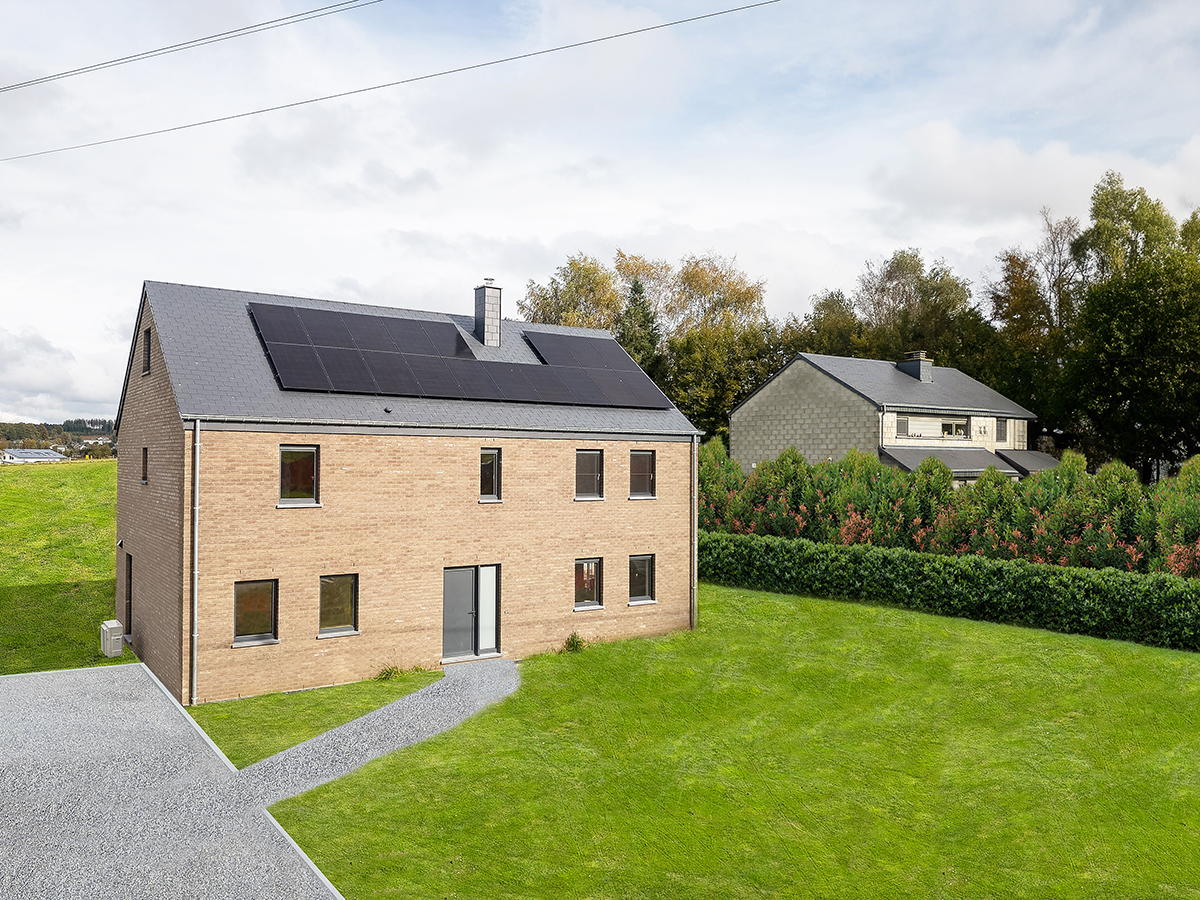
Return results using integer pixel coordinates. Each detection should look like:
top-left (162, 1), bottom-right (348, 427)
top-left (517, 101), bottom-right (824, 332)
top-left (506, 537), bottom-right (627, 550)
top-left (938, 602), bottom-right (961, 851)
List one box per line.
top-left (0, 659), bottom-right (518, 899)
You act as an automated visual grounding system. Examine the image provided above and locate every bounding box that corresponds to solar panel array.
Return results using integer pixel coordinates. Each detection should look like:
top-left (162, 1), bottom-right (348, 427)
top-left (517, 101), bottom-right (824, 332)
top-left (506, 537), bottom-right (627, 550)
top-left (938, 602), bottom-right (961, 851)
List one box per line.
top-left (248, 302), bottom-right (672, 410)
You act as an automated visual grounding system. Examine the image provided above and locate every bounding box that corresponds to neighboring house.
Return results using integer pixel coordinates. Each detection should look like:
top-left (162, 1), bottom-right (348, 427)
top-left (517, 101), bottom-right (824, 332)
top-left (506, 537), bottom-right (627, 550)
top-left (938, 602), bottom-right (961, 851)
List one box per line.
top-left (1, 448), bottom-right (68, 464)
top-left (114, 281), bottom-right (699, 705)
top-left (730, 350), bottom-right (1059, 486)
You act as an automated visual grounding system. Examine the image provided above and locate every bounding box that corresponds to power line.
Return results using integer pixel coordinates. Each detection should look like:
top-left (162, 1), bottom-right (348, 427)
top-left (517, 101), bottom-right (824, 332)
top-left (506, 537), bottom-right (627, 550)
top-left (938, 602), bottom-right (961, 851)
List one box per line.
top-left (0, 0), bottom-right (384, 95)
top-left (1, 0), bottom-right (782, 163)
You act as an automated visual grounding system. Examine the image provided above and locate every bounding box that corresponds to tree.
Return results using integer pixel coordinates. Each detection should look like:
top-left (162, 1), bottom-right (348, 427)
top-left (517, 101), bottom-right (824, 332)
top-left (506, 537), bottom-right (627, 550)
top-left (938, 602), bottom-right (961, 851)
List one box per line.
top-left (519, 254), bottom-right (623, 330)
top-left (798, 289), bottom-right (863, 357)
top-left (663, 252), bottom-right (767, 333)
top-left (614, 277), bottom-right (663, 377)
top-left (1071, 170), bottom-right (1180, 279)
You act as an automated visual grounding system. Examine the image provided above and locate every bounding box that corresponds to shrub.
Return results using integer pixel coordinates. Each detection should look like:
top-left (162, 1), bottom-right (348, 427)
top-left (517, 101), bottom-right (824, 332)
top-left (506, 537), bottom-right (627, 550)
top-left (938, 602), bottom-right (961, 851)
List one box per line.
top-left (699, 531), bottom-right (1200, 652)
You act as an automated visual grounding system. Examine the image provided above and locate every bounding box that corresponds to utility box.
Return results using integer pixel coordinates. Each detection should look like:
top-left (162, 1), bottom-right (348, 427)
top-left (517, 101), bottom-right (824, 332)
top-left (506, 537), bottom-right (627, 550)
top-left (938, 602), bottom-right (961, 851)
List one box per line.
top-left (100, 620), bottom-right (124, 658)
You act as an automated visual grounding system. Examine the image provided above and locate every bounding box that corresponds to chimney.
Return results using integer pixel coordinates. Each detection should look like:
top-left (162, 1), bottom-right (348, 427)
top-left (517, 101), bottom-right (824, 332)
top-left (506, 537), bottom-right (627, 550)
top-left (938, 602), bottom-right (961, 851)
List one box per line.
top-left (897, 349), bottom-right (932, 382)
top-left (474, 279), bottom-right (501, 347)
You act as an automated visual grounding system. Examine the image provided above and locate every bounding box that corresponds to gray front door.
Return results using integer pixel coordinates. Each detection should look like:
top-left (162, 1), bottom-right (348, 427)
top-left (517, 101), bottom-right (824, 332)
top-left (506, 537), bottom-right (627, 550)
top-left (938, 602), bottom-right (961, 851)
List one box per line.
top-left (442, 565), bottom-right (500, 659)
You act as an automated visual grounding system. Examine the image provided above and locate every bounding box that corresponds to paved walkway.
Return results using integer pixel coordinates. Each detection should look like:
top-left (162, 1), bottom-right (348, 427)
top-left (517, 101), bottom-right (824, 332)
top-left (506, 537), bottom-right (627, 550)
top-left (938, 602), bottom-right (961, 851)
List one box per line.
top-left (0, 659), bottom-right (518, 900)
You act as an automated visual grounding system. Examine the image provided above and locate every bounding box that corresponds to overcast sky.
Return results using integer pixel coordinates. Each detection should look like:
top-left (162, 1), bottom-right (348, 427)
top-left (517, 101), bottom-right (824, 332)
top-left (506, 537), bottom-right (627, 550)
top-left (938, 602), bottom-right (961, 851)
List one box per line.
top-left (1, 0), bottom-right (1198, 423)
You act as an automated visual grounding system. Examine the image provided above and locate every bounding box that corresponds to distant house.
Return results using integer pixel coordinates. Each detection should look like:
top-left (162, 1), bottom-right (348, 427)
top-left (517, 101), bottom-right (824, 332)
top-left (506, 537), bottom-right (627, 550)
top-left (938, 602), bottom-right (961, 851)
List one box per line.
top-left (1, 448), bottom-right (68, 464)
top-left (730, 351), bottom-right (1058, 486)
top-left (114, 280), bottom-right (699, 705)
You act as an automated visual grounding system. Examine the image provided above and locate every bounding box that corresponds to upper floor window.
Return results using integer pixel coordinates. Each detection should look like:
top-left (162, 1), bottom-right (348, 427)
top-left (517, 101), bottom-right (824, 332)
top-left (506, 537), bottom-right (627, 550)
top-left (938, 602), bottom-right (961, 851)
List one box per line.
top-left (142, 328), bottom-right (151, 375)
top-left (630, 450), bottom-right (656, 498)
top-left (896, 416), bottom-right (909, 437)
top-left (576, 450), bottom-right (603, 499)
top-left (141, 447), bottom-right (148, 483)
top-left (480, 449), bottom-right (501, 501)
top-left (941, 419), bottom-right (968, 438)
top-left (996, 418), bottom-right (1008, 443)
top-left (280, 445), bottom-right (319, 506)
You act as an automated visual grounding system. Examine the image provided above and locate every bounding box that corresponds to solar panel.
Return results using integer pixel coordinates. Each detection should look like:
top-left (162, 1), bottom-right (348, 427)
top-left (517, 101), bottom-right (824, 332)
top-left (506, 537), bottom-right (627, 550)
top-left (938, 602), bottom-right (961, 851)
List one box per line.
top-left (623, 370), bottom-right (674, 408)
top-left (362, 350), bottom-right (420, 395)
top-left (560, 334), bottom-right (608, 369)
top-left (383, 317), bottom-right (439, 356)
top-left (587, 367), bottom-right (640, 407)
top-left (250, 303), bottom-right (309, 345)
top-left (297, 308), bottom-right (356, 348)
top-left (553, 366), bottom-right (610, 406)
top-left (421, 321), bottom-right (474, 359)
top-left (342, 313), bottom-right (398, 353)
top-left (524, 331), bottom-right (577, 367)
top-left (265, 342), bottom-right (331, 390)
top-left (522, 365), bottom-right (576, 404)
top-left (592, 338), bottom-right (641, 372)
top-left (406, 354), bottom-right (466, 398)
top-left (316, 347), bottom-right (377, 393)
top-left (444, 358), bottom-right (502, 401)
top-left (483, 363), bottom-right (541, 403)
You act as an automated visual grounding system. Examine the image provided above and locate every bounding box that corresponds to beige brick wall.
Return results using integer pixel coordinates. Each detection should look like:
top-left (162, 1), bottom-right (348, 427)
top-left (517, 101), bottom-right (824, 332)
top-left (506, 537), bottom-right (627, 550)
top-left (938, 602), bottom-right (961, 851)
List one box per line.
top-left (730, 360), bottom-right (879, 470)
top-left (184, 431), bottom-right (693, 703)
top-left (115, 302), bottom-right (187, 700)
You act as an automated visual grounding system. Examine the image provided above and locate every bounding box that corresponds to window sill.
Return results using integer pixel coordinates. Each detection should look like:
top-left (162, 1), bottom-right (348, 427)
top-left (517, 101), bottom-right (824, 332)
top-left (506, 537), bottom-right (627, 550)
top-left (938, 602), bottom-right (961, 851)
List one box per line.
top-left (628, 494), bottom-right (656, 500)
top-left (139, 480), bottom-right (148, 485)
top-left (573, 604), bottom-right (604, 612)
top-left (628, 598), bottom-right (657, 607)
top-left (478, 497), bottom-right (503, 504)
top-left (276, 501), bottom-right (323, 509)
top-left (574, 496), bottom-right (605, 502)
top-left (317, 628), bottom-right (361, 640)
top-left (231, 637), bottom-right (280, 648)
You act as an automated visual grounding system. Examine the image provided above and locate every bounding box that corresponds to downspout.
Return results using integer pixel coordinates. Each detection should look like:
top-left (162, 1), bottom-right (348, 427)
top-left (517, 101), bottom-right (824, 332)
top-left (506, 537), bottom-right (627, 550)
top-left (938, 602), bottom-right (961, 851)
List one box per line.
top-left (690, 433), bottom-right (698, 630)
top-left (190, 419), bottom-right (200, 706)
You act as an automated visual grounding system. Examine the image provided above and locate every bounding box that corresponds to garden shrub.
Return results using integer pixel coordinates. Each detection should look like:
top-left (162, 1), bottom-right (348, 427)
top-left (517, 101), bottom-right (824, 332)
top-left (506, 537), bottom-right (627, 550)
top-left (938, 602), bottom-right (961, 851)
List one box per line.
top-left (699, 531), bottom-right (1200, 652)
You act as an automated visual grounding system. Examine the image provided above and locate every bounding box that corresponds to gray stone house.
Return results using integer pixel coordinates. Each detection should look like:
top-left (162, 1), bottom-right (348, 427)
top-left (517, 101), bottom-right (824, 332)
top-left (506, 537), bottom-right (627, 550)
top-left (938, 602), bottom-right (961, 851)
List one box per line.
top-left (730, 351), bottom-right (1058, 485)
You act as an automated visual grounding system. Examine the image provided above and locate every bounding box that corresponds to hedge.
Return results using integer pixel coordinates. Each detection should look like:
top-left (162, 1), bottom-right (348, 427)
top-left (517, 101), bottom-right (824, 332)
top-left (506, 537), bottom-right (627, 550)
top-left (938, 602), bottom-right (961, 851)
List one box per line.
top-left (699, 530), bottom-right (1200, 652)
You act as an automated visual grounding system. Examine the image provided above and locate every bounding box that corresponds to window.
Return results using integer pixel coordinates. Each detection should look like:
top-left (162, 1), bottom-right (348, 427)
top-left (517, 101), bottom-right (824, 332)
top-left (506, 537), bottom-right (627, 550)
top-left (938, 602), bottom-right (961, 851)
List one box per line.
top-left (142, 328), bottom-right (151, 375)
top-left (996, 418), bottom-right (1008, 443)
top-left (480, 449), bottom-right (501, 501)
top-left (280, 445), bottom-right (319, 505)
top-left (124, 553), bottom-right (133, 636)
top-left (234, 580), bottom-right (278, 644)
top-left (576, 450), bottom-right (603, 499)
top-left (141, 447), bottom-right (148, 483)
top-left (941, 419), bottom-right (968, 437)
top-left (896, 416), bottom-right (909, 437)
top-left (630, 450), bottom-right (655, 498)
top-left (629, 555), bottom-right (654, 605)
top-left (319, 574), bottom-right (358, 636)
top-left (574, 558), bottom-right (602, 609)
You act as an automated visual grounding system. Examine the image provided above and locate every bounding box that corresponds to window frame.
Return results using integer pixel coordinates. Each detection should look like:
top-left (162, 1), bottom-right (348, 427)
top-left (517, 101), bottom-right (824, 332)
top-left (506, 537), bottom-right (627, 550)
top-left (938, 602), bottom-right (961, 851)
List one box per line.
top-left (941, 419), bottom-right (968, 438)
top-left (996, 418), bottom-right (1008, 443)
top-left (142, 328), bottom-right (151, 375)
top-left (574, 557), bottom-right (603, 610)
top-left (575, 449), bottom-right (604, 500)
top-left (233, 579), bottom-right (279, 646)
top-left (628, 554), bottom-right (655, 606)
top-left (629, 450), bottom-right (656, 499)
top-left (480, 448), bottom-right (501, 502)
top-left (278, 445), bottom-right (320, 507)
top-left (896, 416), bottom-right (909, 437)
top-left (318, 573), bottom-right (359, 638)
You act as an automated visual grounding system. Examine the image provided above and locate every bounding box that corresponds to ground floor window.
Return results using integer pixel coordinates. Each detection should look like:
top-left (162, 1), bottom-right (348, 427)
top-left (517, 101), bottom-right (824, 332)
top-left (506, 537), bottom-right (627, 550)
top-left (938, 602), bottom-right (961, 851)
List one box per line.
top-left (319, 573), bottom-right (358, 635)
top-left (575, 558), bottom-right (602, 609)
top-left (234, 579), bottom-right (278, 644)
top-left (629, 555), bottom-right (654, 604)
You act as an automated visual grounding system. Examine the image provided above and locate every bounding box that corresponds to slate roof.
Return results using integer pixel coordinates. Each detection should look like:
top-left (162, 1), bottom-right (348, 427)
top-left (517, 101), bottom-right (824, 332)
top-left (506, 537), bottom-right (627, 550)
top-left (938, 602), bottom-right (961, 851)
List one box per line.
top-left (117, 281), bottom-right (697, 438)
top-left (879, 446), bottom-right (1019, 478)
top-left (738, 352), bottom-right (1035, 419)
top-left (995, 449), bottom-right (1060, 476)
top-left (2, 448), bottom-right (67, 461)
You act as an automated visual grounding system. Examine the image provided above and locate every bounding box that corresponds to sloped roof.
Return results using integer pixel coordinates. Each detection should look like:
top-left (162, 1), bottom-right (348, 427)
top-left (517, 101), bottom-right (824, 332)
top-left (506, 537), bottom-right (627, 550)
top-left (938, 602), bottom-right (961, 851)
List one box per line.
top-left (995, 449), bottom-right (1060, 476)
top-left (880, 446), bottom-right (1019, 478)
top-left (117, 281), bottom-right (697, 438)
top-left (738, 352), bottom-right (1035, 419)
top-left (2, 448), bottom-right (67, 460)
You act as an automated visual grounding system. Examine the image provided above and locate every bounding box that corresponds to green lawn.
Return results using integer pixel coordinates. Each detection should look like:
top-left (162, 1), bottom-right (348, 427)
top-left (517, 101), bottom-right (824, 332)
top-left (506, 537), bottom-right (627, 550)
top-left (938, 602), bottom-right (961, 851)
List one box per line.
top-left (188, 670), bottom-right (443, 768)
top-left (0, 460), bottom-right (134, 673)
top-left (272, 583), bottom-right (1200, 899)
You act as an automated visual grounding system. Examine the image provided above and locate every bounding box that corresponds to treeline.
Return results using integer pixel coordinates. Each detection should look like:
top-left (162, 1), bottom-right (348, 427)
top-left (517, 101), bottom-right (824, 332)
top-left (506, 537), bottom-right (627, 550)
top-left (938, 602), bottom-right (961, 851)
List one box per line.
top-left (524, 171), bottom-right (1200, 481)
top-left (699, 441), bottom-right (1200, 578)
top-left (0, 419), bottom-right (115, 453)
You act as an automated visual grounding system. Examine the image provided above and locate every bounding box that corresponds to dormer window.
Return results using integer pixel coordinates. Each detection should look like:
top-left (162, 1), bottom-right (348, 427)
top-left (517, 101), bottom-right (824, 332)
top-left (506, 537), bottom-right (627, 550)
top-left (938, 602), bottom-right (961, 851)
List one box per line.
top-left (941, 419), bottom-right (968, 438)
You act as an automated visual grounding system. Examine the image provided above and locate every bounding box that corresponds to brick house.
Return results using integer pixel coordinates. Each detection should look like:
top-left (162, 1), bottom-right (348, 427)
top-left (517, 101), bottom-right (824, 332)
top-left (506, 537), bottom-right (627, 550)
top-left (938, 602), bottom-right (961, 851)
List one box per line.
top-left (115, 281), bottom-right (698, 705)
top-left (730, 351), bottom-right (1058, 486)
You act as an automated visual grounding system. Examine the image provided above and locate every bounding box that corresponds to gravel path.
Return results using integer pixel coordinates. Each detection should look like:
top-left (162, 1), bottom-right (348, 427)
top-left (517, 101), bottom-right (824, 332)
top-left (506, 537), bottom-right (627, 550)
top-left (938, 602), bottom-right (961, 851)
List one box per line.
top-left (0, 659), bottom-right (518, 900)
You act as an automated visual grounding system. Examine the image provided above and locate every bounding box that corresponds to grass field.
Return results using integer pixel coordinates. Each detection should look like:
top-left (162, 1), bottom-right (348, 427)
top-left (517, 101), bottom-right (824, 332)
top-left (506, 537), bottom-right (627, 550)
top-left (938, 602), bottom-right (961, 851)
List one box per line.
top-left (269, 584), bottom-right (1200, 900)
top-left (188, 670), bottom-right (443, 768)
top-left (0, 460), bottom-right (134, 673)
